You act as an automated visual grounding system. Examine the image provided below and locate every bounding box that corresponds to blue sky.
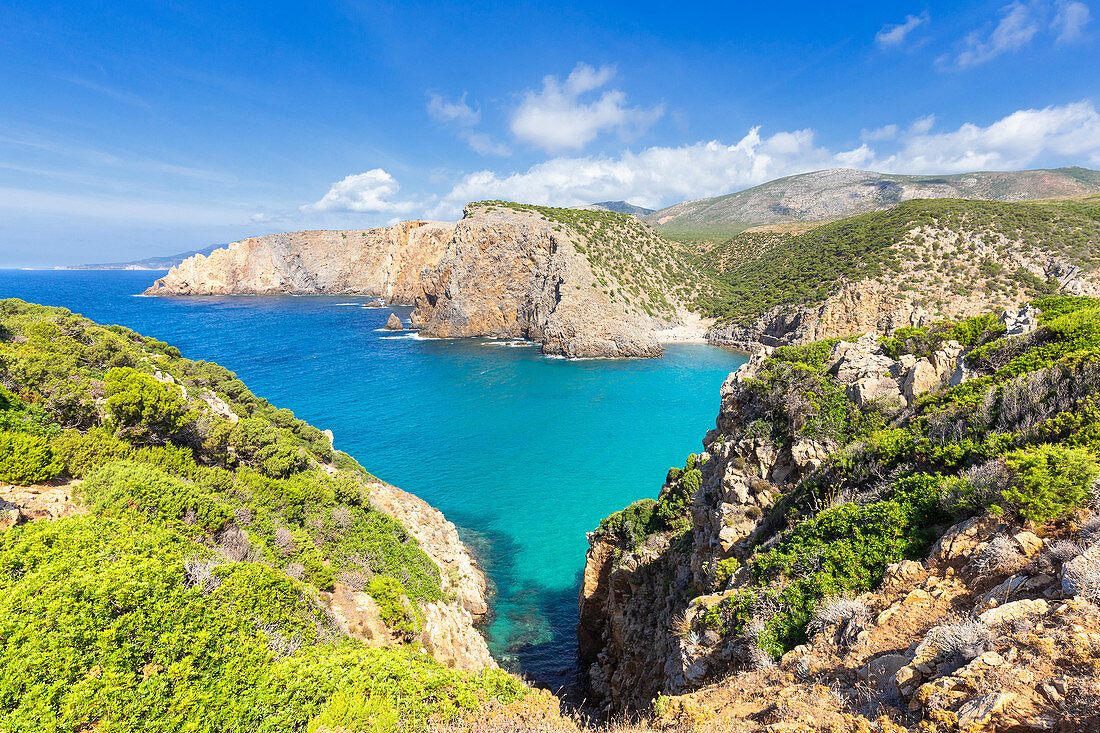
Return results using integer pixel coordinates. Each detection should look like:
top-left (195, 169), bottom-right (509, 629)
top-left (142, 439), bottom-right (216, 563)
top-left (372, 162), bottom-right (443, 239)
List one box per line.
top-left (1, 0), bottom-right (1098, 266)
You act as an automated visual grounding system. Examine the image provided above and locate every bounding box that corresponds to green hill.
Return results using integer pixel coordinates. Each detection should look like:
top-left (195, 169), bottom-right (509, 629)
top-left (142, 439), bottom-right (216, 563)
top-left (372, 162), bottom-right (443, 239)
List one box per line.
top-left (648, 167), bottom-right (1100, 243)
top-left (690, 195), bottom-right (1100, 326)
top-left (0, 299), bottom-right (523, 732)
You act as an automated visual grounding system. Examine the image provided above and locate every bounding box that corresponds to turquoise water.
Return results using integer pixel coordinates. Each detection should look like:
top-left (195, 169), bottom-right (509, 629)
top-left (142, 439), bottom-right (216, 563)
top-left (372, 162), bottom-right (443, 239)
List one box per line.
top-left (0, 270), bottom-right (746, 688)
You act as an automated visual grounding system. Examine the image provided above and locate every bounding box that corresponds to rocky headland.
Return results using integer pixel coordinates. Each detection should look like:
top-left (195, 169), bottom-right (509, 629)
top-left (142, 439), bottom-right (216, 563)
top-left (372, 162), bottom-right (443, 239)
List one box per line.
top-left (143, 220), bottom-right (454, 302)
top-left (145, 201), bottom-right (700, 358)
top-left (574, 295), bottom-right (1100, 730)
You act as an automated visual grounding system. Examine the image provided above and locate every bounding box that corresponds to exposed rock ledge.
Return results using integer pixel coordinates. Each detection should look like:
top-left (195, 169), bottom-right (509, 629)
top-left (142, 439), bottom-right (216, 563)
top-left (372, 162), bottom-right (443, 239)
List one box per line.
top-left (411, 203), bottom-right (662, 358)
top-left (143, 220), bottom-right (454, 303)
top-left (358, 478), bottom-right (495, 670)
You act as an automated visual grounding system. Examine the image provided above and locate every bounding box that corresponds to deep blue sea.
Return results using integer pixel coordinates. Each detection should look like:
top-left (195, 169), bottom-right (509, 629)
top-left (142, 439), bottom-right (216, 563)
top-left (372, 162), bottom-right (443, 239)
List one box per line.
top-left (0, 270), bottom-right (746, 688)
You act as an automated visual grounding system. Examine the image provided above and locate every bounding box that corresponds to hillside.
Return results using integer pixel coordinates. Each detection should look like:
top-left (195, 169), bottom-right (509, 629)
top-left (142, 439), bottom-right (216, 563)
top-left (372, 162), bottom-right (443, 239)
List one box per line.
top-left (694, 195), bottom-right (1100, 349)
top-left (649, 167), bottom-right (1100, 242)
top-left (579, 296), bottom-right (1100, 731)
top-left (58, 244), bottom-right (224, 271)
top-left (0, 299), bottom-right (546, 731)
top-left (579, 201), bottom-right (657, 216)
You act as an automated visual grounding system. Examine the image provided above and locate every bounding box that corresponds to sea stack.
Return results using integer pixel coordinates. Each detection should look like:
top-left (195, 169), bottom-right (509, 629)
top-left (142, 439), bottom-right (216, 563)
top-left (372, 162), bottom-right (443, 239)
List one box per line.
top-left (384, 313), bottom-right (403, 331)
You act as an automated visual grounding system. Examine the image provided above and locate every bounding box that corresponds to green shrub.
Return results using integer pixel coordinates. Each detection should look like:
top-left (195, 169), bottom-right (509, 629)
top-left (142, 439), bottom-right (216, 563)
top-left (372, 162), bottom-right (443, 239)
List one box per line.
top-left (1002, 445), bottom-right (1100, 523)
top-left (105, 367), bottom-right (195, 444)
top-left (366, 576), bottom-right (422, 634)
top-left (0, 515), bottom-right (523, 732)
top-left (50, 427), bottom-right (132, 477)
top-left (79, 461), bottom-right (231, 537)
top-left (0, 430), bottom-right (61, 484)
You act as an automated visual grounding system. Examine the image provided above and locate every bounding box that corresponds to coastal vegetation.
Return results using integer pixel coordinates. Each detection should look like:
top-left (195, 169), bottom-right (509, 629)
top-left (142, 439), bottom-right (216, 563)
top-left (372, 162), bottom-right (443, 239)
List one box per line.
top-left (473, 200), bottom-right (695, 320)
top-left (688, 197), bottom-right (1100, 325)
top-left (0, 299), bottom-right (524, 731)
top-left (593, 294), bottom-right (1100, 666)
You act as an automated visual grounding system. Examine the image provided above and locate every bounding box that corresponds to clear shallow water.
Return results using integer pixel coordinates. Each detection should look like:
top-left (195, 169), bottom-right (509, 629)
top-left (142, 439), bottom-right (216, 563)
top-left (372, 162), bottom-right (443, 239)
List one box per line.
top-left (1, 270), bottom-right (746, 688)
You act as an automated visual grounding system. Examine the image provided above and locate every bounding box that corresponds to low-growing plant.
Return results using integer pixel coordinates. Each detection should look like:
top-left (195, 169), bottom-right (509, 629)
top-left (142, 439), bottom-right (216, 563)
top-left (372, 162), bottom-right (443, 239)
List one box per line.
top-left (0, 430), bottom-right (61, 484)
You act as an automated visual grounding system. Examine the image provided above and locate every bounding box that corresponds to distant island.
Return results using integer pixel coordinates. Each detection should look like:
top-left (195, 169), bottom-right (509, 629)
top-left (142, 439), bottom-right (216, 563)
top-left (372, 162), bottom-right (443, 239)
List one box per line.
top-left (56, 243), bottom-right (225, 270)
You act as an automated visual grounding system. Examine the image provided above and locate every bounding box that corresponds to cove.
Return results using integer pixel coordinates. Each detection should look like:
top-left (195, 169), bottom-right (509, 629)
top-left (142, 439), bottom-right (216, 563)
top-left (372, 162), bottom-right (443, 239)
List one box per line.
top-left (0, 270), bottom-right (747, 687)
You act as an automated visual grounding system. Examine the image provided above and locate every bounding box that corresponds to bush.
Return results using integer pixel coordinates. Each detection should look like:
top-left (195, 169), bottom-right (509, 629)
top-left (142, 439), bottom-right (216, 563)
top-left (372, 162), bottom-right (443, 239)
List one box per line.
top-left (105, 367), bottom-right (195, 444)
top-left (0, 515), bottom-right (523, 732)
top-left (79, 461), bottom-right (231, 537)
top-left (49, 427), bottom-right (132, 478)
top-left (0, 430), bottom-right (60, 484)
top-left (1002, 445), bottom-right (1100, 523)
top-left (366, 576), bottom-right (422, 634)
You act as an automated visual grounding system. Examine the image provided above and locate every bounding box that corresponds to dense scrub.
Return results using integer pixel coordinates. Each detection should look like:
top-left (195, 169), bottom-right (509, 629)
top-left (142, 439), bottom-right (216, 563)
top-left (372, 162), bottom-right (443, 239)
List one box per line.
top-left (0, 299), bottom-right (519, 730)
top-left (691, 197), bottom-right (1100, 324)
top-left (721, 297), bottom-right (1100, 654)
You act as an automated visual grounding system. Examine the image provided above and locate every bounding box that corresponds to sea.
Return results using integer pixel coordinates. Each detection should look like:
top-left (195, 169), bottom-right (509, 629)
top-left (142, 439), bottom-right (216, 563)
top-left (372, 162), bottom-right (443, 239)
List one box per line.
top-left (0, 269), bottom-right (747, 690)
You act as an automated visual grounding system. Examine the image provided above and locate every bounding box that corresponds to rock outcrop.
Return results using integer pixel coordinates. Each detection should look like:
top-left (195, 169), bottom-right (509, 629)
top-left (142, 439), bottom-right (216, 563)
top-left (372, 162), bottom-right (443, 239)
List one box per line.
top-left (143, 203), bottom-right (689, 358)
top-left (577, 305), bottom-right (1053, 712)
top-left (412, 203), bottom-right (667, 358)
top-left (143, 220), bottom-right (454, 302)
top-left (383, 313), bottom-right (403, 331)
top-left (362, 478), bottom-right (495, 670)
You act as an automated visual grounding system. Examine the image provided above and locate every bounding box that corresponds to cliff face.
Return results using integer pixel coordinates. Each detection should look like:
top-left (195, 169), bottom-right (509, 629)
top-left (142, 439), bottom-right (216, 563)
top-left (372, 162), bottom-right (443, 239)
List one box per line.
top-left (411, 204), bottom-right (665, 358)
top-left (143, 221), bottom-right (454, 302)
top-left (577, 306), bottom-right (1047, 711)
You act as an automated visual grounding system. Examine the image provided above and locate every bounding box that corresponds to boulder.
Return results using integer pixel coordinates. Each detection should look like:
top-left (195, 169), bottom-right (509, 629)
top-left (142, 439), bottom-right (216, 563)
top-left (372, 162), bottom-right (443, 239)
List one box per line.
top-left (978, 599), bottom-right (1049, 626)
top-left (384, 313), bottom-right (403, 331)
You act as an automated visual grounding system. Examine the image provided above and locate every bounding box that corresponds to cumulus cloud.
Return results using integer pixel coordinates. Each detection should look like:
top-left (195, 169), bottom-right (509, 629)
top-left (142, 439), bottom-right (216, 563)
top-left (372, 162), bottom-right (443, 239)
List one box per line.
top-left (510, 63), bottom-right (665, 153)
top-left (428, 101), bottom-right (1100, 217)
top-left (875, 12), bottom-right (930, 47)
top-left (881, 100), bottom-right (1100, 172)
top-left (427, 93), bottom-right (480, 126)
top-left (1052, 0), bottom-right (1091, 42)
top-left (303, 169), bottom-right (419, 214)
top-left (438, 127), bottom-right (872, 212)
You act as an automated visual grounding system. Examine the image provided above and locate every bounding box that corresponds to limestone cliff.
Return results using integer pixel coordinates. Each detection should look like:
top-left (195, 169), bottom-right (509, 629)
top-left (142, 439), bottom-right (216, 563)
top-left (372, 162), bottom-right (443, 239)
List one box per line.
top-left (143, 221), bottom-right (454, 302)
top-left (412, 203), bottom-right (675, 358)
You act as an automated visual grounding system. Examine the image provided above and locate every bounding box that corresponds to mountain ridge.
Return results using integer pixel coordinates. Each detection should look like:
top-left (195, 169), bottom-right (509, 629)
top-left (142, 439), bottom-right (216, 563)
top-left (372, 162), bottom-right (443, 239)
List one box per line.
top-left (648, 166), bottom-right (1100, 242)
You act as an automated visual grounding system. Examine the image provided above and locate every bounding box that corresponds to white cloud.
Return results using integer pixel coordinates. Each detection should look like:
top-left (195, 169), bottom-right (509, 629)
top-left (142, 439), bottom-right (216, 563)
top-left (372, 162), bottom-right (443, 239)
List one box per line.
top-left (427, 92), bottom-right (510, 156)
top-left (427, 93), bottom-right (480, 126)
top-left (861, 124), bottom-right (900, 141)
top-left (428, 101), bottom-right (1100, 217)
top-left (953, 1), bottom-right (1042, 68)
top-left (439, 128), bottom-right (871, 213)
top-left (510, 63), bottom-right (665, 153)
top-left (1052, 0), bottom-right (1091, 42)
top-left (303, 169), bottom-right (419, 214)
top-left (910, 115), bottom-right (937, 134)
top-left (875, 12), bottom-right (930, 47)
top-left (459, 130), bottom-right (511, 157)
top-left (881, 100), bottom-right (1100, 172)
